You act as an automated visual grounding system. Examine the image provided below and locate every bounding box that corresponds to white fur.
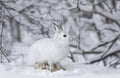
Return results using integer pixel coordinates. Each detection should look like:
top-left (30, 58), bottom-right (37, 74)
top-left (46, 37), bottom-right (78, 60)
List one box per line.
top-left (27, 26), bottom-right (70, 65)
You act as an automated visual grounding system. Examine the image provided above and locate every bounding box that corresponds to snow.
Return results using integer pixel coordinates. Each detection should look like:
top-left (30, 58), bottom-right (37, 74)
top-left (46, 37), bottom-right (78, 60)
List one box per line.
top-left (0, 62), bottom-right (120, 78)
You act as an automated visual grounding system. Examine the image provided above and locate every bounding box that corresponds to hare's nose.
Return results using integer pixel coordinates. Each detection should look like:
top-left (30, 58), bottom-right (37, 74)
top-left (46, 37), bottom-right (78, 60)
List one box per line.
top-left (69, 36), bottom-right (74, 41)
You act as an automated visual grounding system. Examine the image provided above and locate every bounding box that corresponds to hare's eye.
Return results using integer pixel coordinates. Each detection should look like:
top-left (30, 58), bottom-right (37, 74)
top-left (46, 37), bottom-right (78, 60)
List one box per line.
top-left (63, 34), bottom-right (67, 37)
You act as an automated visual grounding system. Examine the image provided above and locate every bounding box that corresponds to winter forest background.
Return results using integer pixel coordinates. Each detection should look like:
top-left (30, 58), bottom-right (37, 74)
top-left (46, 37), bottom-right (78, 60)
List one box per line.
top-left (1, 0), bottom-right (120, 71)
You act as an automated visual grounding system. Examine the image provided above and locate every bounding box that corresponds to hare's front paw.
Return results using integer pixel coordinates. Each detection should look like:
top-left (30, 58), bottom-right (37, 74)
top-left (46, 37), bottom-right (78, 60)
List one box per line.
top-left (58, 66), bottom-right (66, 70)
top-left (34, 63), bottom-right (47, 69)
top-left (49, 63), bottom-right (66, 72)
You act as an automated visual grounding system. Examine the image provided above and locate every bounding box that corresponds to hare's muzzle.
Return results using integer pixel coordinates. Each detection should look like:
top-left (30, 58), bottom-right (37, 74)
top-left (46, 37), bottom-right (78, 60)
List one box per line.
top-left (69, 36), bottom-right (74, 41)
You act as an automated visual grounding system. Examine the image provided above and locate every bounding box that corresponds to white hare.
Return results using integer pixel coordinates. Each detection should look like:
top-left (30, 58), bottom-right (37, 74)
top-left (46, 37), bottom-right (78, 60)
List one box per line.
top-left (27, 23), bottom-right (70, 71)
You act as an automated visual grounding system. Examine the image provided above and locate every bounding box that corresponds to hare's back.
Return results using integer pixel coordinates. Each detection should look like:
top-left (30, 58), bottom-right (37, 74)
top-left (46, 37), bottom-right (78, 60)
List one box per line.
top-left (30, 38), bottom-right (56, 53)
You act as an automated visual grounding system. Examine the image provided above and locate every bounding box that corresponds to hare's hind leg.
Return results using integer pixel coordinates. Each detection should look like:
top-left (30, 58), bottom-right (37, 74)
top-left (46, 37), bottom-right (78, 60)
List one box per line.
top-left (49, 63), bottom-right (58, 72)
top-left (39, 63), bottom-right (47, 69)
top-left (34, 63), bottom-right (47, 69)
top-left (56, 63), bottom-right (66, 70)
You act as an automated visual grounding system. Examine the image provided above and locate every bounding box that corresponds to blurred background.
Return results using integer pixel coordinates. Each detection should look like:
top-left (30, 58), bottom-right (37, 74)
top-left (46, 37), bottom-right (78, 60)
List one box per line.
top-left (0, 0), bottom-right (120, 68)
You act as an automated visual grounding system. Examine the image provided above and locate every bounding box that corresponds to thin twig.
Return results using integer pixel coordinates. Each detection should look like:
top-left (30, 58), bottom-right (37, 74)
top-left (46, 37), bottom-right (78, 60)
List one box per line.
top-left (0, 3), bottom-right (10, 63)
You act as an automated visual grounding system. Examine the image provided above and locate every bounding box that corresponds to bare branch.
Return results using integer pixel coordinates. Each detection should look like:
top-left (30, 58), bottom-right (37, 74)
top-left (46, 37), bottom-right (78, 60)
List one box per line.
top-left (89, 50), bottom-right (120, 64)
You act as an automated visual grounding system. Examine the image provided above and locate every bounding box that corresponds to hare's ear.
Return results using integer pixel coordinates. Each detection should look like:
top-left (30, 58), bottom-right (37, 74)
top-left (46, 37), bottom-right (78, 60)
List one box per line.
top-left (59, 21), bottom-right (63, 30)
top-left (53, 22), bottom-right (60, 33)
top-left (58, 21), bottom-right (65, 31)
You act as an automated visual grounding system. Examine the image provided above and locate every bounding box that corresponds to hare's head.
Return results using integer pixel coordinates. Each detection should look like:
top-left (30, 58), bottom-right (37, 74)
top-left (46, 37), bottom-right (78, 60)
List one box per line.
top-left (53, 23), bottom-right (69, 43)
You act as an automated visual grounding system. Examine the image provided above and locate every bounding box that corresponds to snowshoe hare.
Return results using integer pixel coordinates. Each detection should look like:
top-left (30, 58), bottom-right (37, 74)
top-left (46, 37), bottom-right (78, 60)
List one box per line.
top-left (27, 23), bottom-right (70, 72)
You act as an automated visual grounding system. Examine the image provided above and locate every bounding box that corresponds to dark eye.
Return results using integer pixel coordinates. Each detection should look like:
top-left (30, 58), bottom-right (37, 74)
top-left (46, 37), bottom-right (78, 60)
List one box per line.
top-left (63, 34), bottom-right (67, 37)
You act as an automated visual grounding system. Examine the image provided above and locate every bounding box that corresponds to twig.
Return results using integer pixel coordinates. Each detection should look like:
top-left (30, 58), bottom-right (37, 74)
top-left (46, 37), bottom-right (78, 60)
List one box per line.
top-left (0, 4), bottom-right (4, 63)
top-left (92, 34), bottom-right (120, 51)
top-left (101, 34), bottom-right (120, 58)
top-left (94, 10), bottom-right (120, 27)
top-left (0, 3), bottom-right (10, 63)
top-left (89, 50), bottom-right (120, 64)
top-left (68, 51), bottom-right (75, 62)
top-left (0, 48), bottom-right (10, 63)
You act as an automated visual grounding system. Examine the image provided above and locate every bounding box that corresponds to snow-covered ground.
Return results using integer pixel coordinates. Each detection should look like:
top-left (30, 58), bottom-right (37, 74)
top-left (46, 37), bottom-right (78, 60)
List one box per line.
top-left (1, 62), bottom-right (120, 78)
